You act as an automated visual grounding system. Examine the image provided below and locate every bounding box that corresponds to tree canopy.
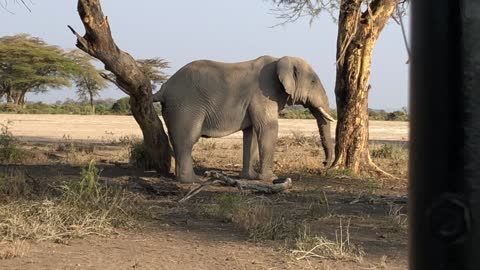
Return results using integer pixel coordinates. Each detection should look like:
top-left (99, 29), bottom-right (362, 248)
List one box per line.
top-left (0, 34), bottom-right (81, 105)
top-left (136, 58), bottom-right (169, 90)
top-left (68, 49), bottom-right (109, 113)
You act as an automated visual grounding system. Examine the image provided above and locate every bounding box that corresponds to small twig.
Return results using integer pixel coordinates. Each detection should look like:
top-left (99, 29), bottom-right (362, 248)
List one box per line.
top-left (178, 180), bottom-right (221, 203)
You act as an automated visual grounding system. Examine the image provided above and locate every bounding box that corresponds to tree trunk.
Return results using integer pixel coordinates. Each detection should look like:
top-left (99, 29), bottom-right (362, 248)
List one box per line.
top-left (9, 88), bottom-right (26, 107)
top-left (69, 0), bottom-right (171, 174)
top-left (331, 0), bottom-right (397, 175)
top-left (89, 90), bottom-right (95, 114)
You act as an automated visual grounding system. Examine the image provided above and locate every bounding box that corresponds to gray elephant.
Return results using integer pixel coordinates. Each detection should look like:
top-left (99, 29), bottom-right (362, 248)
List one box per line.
top-left (153, 56), bottom-right (334, 183)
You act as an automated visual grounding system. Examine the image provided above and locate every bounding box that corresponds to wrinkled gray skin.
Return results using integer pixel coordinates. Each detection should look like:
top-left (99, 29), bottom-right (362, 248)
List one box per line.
top-left (154, 56), bottom-right (334, 183)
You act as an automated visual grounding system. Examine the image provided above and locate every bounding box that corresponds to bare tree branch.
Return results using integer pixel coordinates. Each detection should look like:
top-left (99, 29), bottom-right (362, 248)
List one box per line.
top-left (393, 1), bottom-right (411, 63)
top-left (99, 72), bottom-right (130, 96)
top-left (1, 0), bottom-right (32, 13)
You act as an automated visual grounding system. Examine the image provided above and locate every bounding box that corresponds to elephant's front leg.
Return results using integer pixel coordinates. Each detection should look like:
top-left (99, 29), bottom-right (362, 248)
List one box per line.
top-left (255, 121), bottom-right (278, 181)
top-left (241, 127), bottom-right (259, 179)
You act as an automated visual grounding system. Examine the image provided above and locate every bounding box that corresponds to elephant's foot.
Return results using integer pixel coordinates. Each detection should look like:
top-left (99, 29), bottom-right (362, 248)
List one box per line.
top-left (258, 171), bottom-right (278, 182)
top-left (323, 159), bottom-right (333, 168)
top-left (240, 169), bottom-right (260, 180)
top-left (176, 172), bottom-right (200, 183)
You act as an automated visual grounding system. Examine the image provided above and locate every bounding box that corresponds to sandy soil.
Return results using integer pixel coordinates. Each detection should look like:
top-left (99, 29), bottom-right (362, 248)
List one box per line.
top-left (0, 114), bottom-right (408, 143)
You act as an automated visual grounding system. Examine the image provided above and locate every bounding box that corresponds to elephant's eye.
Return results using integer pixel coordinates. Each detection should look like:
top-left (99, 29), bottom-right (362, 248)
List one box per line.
top-left (311, 79), bottom-right (316, 84)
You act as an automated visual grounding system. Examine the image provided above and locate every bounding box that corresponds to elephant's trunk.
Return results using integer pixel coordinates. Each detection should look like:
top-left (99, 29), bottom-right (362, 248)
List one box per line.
top-left (308, 106), bottom-right (334, 167)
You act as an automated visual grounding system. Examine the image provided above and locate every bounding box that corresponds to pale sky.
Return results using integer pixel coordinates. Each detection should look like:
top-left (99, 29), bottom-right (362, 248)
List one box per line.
top-left (0, 0), bottom-right (409, 110)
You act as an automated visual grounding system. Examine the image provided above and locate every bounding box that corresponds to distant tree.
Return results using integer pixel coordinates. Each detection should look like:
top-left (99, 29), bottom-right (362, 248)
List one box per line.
top-left (102, 58), bottom-right (169, 94)
top-left (68, 50), bottom-right (108, 114)
top-left (0, 34), bottom-right (80, 106)
top-left (111, 97), bottom-right (131, 115)
top-left (136, 58), bottom-right (169, 90)
top-left (271, 0), bottom-right (407, 176)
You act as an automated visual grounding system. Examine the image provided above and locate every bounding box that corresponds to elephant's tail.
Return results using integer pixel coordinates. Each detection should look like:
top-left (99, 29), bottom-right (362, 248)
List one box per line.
top-left (152, 83), bottom-right (167, 103)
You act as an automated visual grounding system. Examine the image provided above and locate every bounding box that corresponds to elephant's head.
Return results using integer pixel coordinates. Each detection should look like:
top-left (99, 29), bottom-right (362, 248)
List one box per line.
top-left (277, 56), bottom-right (335, 167)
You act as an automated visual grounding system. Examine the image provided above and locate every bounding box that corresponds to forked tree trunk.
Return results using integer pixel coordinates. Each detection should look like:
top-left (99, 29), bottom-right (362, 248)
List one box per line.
top-left (331, 0), bottom-right (397, 175)
top-left (69, 0), bottom-right (171, 174)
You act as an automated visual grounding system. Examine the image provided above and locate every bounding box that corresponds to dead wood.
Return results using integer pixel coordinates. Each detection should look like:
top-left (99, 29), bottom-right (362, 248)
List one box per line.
top-left (178, 171), bottom-right (293, 203)
top-left (68, 0), bottom-right (171, 175)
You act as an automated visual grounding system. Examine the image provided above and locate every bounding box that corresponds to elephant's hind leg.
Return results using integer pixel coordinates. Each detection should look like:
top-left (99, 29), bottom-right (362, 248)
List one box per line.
top-left (168, 119), bottom-right (202, 183)
top-left (240, 127), bottom-right (259, 179)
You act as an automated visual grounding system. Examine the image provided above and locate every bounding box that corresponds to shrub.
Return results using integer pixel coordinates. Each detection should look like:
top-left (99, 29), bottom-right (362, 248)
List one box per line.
top-left (203, 195), bottom-right (290, 241)
top-left (0, 123), bottom-right (32, 163)
top-left (370, 144), bottom-right (407, 160)
top-left (111, 97), bottom-right (131, 114)
top-left (129, 141), bottom-right (156, 170)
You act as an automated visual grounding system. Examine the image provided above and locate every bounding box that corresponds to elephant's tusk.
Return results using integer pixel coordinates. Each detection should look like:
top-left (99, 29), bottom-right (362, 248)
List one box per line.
top-left (319, 107), bottom-right (335, 122)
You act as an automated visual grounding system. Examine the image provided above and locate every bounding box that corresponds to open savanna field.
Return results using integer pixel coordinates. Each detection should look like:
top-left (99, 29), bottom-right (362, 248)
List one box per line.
top-left (0, 114), bottom-right (408, 270)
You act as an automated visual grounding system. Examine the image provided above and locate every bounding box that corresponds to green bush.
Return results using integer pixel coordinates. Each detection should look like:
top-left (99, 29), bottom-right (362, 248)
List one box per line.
top-left (0, 123), bottom-right (32, 163)
top-left (111, 97), bottom-right (131, 114)
top-left (0, 98), bottom-right (137, 115)
top-left (368, 108), bottom-right (409, 121)
top-left (280, 107), bottom-right (314, 119)
top-left (129, 141), bottom-right (156, 170)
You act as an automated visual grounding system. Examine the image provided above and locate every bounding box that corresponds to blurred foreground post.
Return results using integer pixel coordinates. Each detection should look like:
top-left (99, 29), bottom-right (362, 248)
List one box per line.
top-left (410, 0), bottom-right (480, 269)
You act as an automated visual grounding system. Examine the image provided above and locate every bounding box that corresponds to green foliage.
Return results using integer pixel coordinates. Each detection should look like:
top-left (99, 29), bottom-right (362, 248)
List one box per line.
top-left (129, 141), bottom-right (155, 170)
top-left (136, 58), bottom-right (170, 90)
top-left (79, 159), bottom-right (101, 198)
top-left (0, 99), bottom-right (125, 115)
top-left (369, 108), bottom-right (409, 121)
top-left (111, 97), bottom-right (131, 114)
top-left (0, 122), bottom-right (31, 163)
top-left (385, 110), bottom-right (409, 121)
top-left (68, 50), bottom-right (109, 113)
top-left (280, 107), bottom-right (314, 119)
top-left (0, 34), bottom-right (81, 105)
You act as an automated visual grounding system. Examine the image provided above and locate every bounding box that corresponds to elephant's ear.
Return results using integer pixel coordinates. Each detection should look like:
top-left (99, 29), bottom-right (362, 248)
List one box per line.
top-left (277, 57), bottom-right (308, 104)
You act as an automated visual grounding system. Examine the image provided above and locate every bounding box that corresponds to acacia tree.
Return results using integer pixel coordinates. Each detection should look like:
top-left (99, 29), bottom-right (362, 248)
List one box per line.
top-left (0, 34), bottom-right (80, 106)
top-left (136, 58), bottom-right (169, 90)
top-left (103, 58), bottom-right (169, 94)
top-left (68, 0), bottom-right (171, 174)
top-left (272, 0), bottom-right (405, 175)
top-left (68, 50), bottom-right (108, 114)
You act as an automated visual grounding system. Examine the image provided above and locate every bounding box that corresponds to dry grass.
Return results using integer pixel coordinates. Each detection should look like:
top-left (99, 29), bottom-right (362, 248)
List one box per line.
top-left (386, 203), bottom-right (408, 232)
top-left (201, 194), bottom-right (291, 241)
top-left (0, 122), bottom-right (34, 164)
top-left (0, 240), bottom-right (30, 260)
top-left (292, 219), bottom-right (365, 263)
top-left (305, 192), bottom-right (335, 219)
top-left (0, 161), bottom-right (141, 244)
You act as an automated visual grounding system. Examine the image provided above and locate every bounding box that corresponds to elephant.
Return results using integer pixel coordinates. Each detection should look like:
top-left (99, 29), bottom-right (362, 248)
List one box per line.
top-left (153, 55), bottom-right (335, 183)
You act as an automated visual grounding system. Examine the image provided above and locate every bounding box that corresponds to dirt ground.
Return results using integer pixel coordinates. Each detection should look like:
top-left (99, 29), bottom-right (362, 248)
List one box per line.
top-left (0, 114), bottom-right (409, 270)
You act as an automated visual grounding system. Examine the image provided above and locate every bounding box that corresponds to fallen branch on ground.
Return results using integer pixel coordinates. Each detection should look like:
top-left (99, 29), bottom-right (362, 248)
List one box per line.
top-left (178, 171), bottom-right (292, 203)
